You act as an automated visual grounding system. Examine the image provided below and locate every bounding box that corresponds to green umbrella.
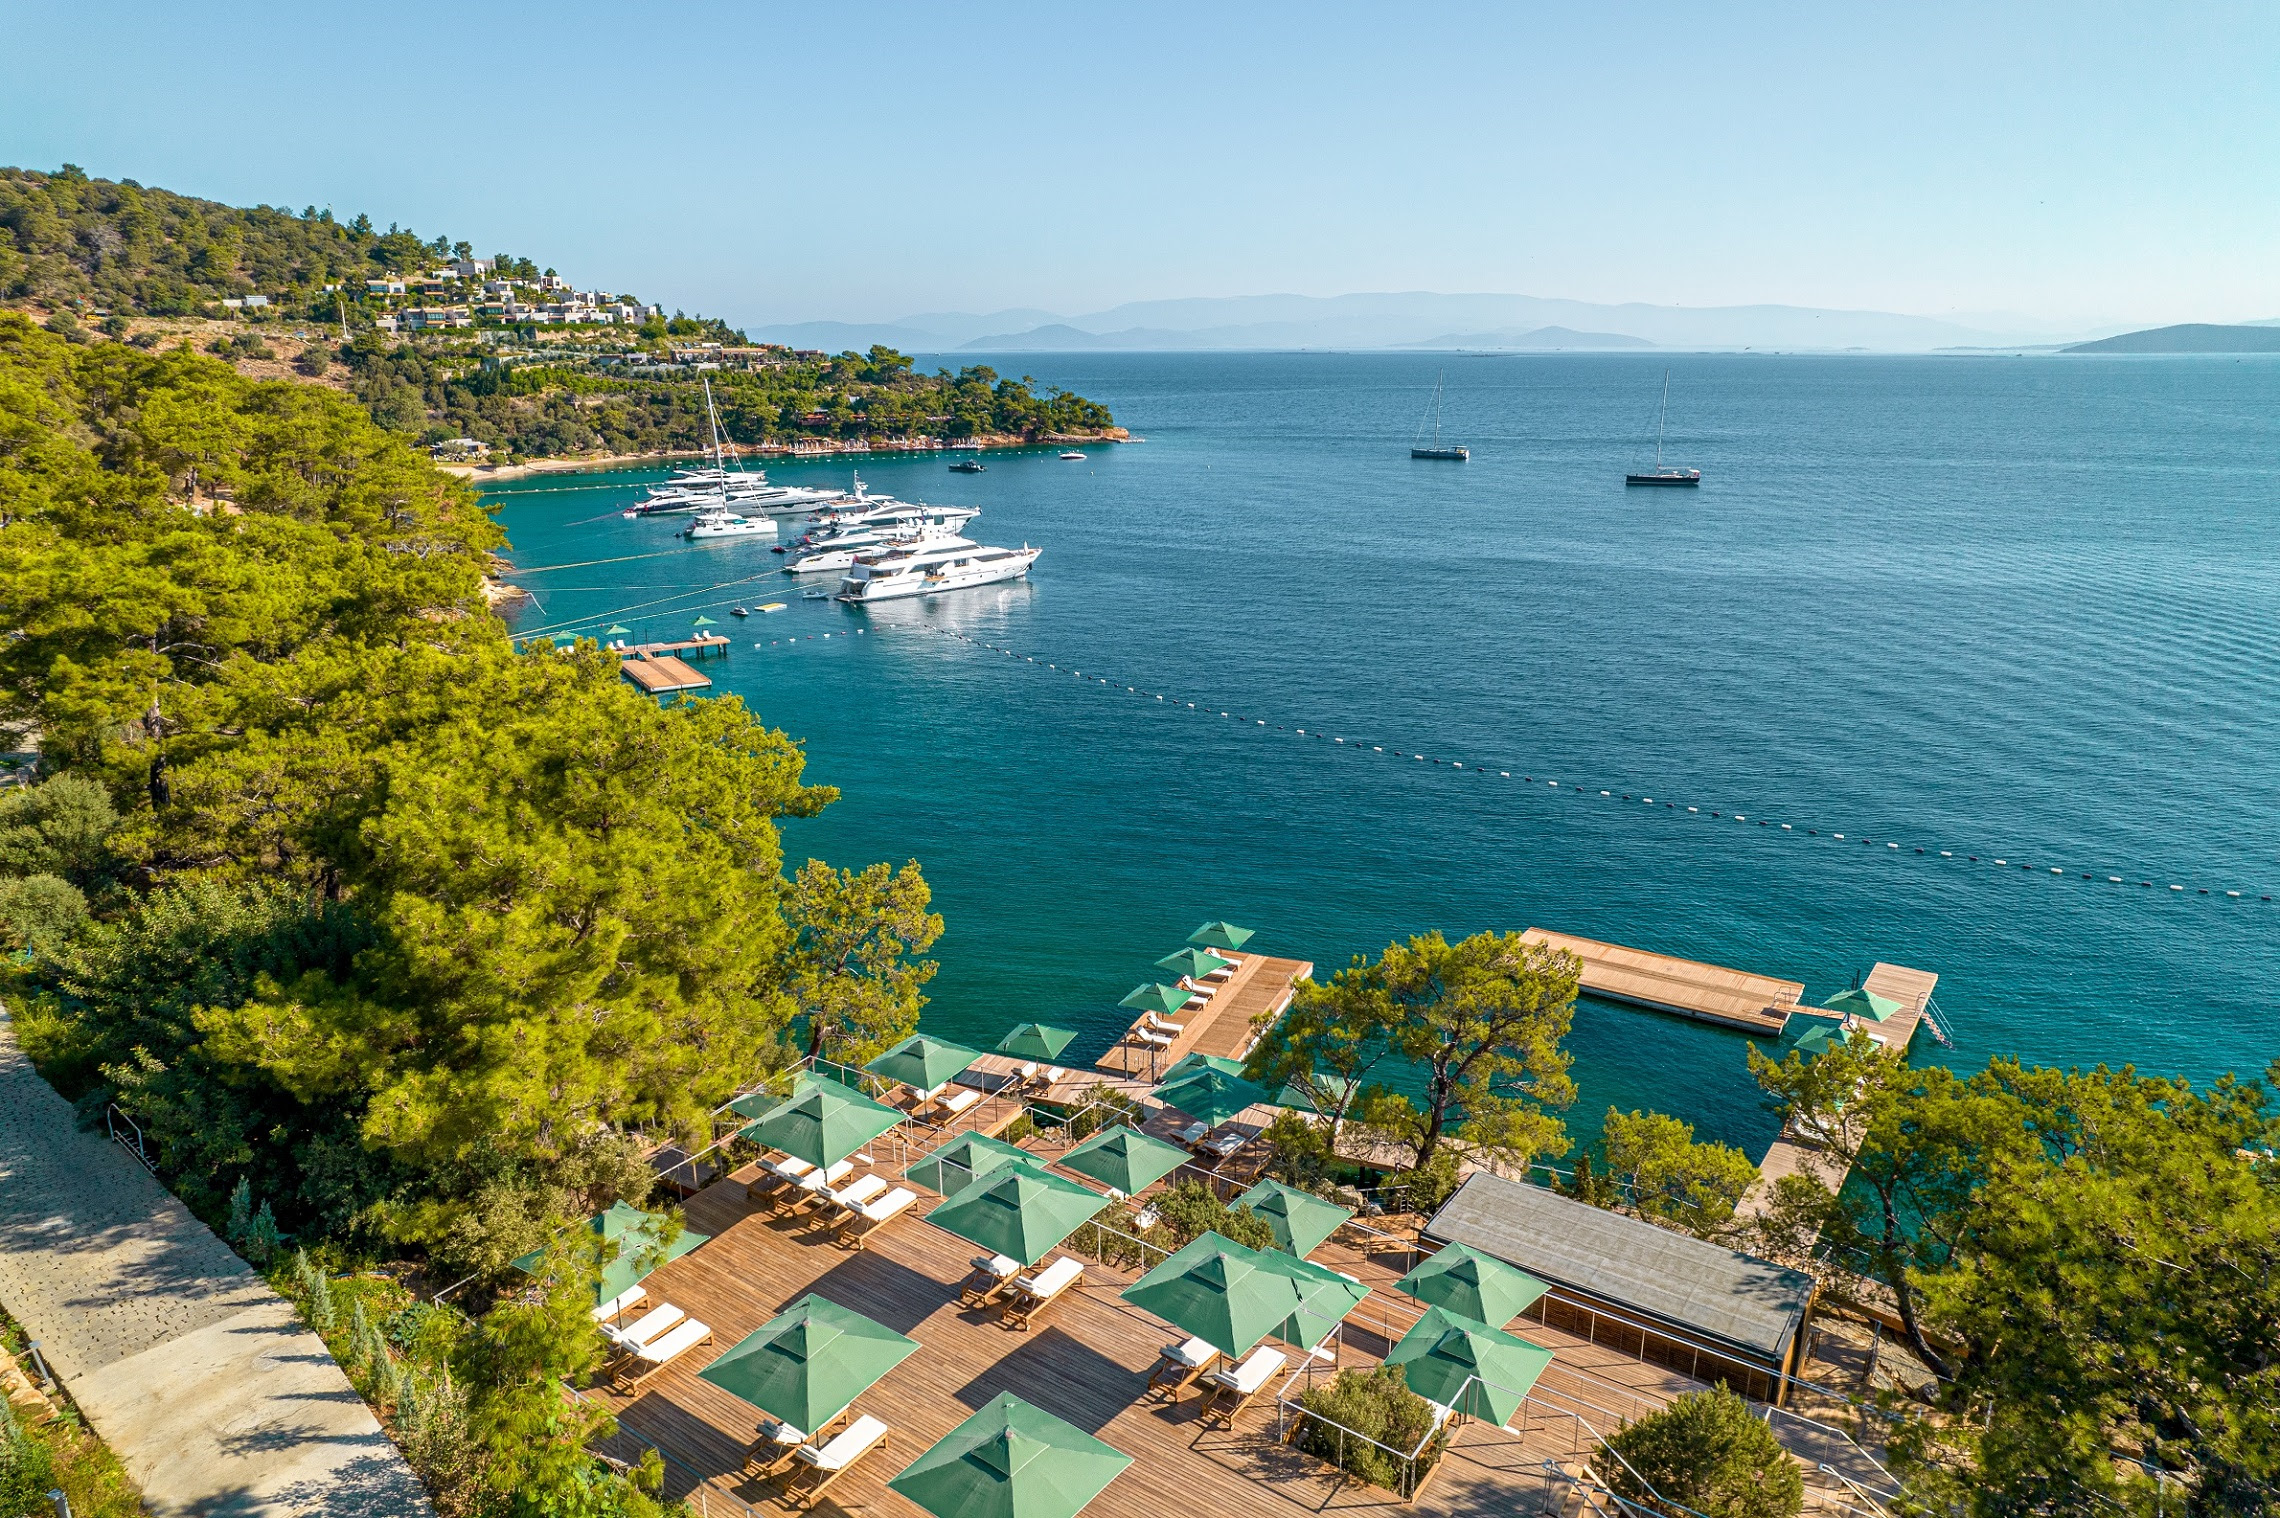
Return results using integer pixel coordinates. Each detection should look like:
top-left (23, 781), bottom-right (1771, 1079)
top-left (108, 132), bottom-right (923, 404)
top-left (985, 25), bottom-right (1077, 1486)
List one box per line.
top-left (1394, 1242), bottom-right (1549, 1328)
top-left (1186, 921), bottom-right (1255, 953)
top-left (1791, 1024), bottom-right (1846, 1058)
top-left (995, 1022), bottom-right (1079, 1061)
top-left (1272, 1071), bottom-right (1355, 1113)
top-left (511, 1201), bottom-right (707, 1308)
top-left (1055, 1126), bottom-right (1191, 1196)
top-left (1154, 1066), bottom-right (1269, 1126)
top-left (1162, 1051), bottom-right (1246, 1082)
top-left (924, 1166), bottom-right (1108, 1267)
top-left (866, 1033), bottom-right (982, 1094)
top-left (889, 1392), bottom-right (1132, 1518)
top-left (1383, 1306), bottom-right (1554, 1428)
top-left (697, 1294), bottom-right (919, 1434)
top-left (1233, 1179), bottom-right (1353, 1258)
top-left (1822, 986), bottom-right (1904, 1022)
top-left (740, 1080), bottom-right (905, 1169)
top-left (1154, 947), bottom-right (1233, 979)
top-left (605, 624), bottom-right (631, 636)
top-left (1122, 1232), bottom-right (1305, 1358)
top-left (1251, 1250), bottom-right (1371, 1351)
top-left (905, 1133), bottom-right (1049, 1198)
top-left (692, 614), bottom-right (718, 628)
top-left (1118, 983), bottom-right (1194, 1017)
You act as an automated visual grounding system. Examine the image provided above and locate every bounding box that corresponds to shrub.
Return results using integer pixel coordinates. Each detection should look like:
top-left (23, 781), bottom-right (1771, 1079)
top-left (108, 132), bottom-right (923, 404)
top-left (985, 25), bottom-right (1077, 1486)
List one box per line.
top-left (1263, 1109), bottom-right (1333, 1189)
top-left (1152, 1180), bottom-right (1275, 1252)
top-left (1294, 1366), bottom-right (1442, 1492)
top-left (297, 340), bottom-right (332, 377)
top-left (1067, 1084), bottom-right (1141, 1142)
top-left (1386, 1151), bottom-right (1462, 1217)
top-left (0, 1396), bottom-right (59, 1518)
top-left (1603, 1386), bottom-right (1803, 1518)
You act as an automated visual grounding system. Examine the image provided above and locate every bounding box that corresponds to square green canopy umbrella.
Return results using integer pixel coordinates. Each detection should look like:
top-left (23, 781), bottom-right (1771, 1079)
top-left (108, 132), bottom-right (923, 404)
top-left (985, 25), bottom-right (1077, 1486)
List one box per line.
top-left (1822, 986), bottom-right (1904, 1022)
top-left (1154, 947), bottom-right (1233, 980)
top-left (1162, 1051), bottom-right (1245, 1082)
top-left (1384, 1305), bottom-right (1554, 1429)
top-left (995, 1022), bottom-right (1079, 1062)
top-left (740, 1080), bottom-right (905, 1169)
top-left (925, 1166), bottom-right (1108, 1267)
top-left (727, 1071), bottom-right (833, 1121)
top-left (1154, 1066), bottom-right (1268, 1127)
top-left (1272, 1071), bottom-right (1356, 1113)
top-left (1120, 1231), bottom-right (1304, 1359)
top-left (1055, 1126), bottom-right (1191, 1196)
top-left (906, 1133), bottom-right (1049, 1198)
top-left (1119, 983), bottom-right (1194, 1018)
top-left (1791, 1024), bottom-right (1848, 1059)
top-left (511, 1201), bottom-right (706, 1308)
top-left (1394, 1242), bottom-right (1549, 1329)
top-left (1233, 1178), bottom-right (1354, 1258)
top-left (692, 614), bottom-right (718, 628)
top-left (1186, 921), bottom-right (1255, 953)
top-left (866, 1033), bottom-right (983, 1094)
top-left (1252, 1249), bottom-right (1370, 1351)
top-left (697, 1294), bottom-right (919, 1435)
top-left (889, 1392), bottom-right (1132, 1518)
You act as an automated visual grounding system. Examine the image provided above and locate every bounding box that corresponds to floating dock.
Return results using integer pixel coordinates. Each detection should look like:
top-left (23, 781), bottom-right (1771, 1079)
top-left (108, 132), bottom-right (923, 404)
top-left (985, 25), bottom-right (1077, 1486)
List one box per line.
top-left (620, 655), bottom-right (712, 695)
top-left (624, 634), bottom-right (732, 659)
top-left (1520, 929), bottom-right (1803, 1034)
top-left (1095, 953), bottom-right (1313, 1082)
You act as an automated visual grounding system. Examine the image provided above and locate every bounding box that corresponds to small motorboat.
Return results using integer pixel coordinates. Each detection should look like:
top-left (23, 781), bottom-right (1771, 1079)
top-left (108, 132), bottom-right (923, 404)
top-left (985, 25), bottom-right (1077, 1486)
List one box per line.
top-left (730, 607), bottom-right (750, 618)
top-left (801, 586), bottom-right (830, 600)
top-left (949, 459), bottom-right (986, 473)
top-left (1058, 450), bottom-right (1085, 460)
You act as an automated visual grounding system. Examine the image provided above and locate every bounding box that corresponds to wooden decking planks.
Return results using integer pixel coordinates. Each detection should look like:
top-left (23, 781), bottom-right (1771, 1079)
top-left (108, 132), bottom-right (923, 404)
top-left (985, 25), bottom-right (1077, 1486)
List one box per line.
top-left (593, 1158), bottom-right (1690, 1518)
top-left (1093, 956), bottom-right (1312, 1081)
top-left (1521, 929), bottom-right (1803, 1034)
top-left (621, 655), bottom-right (712, 694)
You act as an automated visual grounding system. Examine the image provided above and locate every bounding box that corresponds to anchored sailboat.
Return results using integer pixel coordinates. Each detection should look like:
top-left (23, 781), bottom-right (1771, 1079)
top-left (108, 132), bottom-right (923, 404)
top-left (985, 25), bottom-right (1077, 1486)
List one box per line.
top-left (1410, 371), bottom-right (1469, 461)
top-left (1626, 370), bottom-right (1700, 486)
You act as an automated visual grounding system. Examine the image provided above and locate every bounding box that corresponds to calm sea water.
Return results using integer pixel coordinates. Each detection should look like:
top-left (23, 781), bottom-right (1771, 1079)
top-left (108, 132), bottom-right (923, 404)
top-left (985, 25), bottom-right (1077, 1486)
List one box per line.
top-left (492, 352), bottom-right (2280, 1159)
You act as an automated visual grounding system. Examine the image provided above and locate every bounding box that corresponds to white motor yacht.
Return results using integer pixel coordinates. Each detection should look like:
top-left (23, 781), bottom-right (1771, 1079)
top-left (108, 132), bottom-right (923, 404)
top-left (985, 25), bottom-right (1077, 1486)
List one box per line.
top-left (683, 506), bottom-right (777, 540)
top-left (836, 537), bottom-right (1041, 602)
top-left (784, 519), bottom-right (970, 575)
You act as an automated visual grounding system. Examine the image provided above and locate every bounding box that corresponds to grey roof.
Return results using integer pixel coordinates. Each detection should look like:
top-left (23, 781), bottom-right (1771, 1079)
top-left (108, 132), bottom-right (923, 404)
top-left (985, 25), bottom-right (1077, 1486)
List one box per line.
top-left (1423, 1172), bottom-right (1813, 1362)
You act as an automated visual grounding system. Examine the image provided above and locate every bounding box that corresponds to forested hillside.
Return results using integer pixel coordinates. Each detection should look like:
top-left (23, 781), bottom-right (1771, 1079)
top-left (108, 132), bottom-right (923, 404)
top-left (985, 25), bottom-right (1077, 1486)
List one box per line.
top-left (0, 164), bottom-right (1118, 461)
top-left (0, 311), bottom-right (941, 1512)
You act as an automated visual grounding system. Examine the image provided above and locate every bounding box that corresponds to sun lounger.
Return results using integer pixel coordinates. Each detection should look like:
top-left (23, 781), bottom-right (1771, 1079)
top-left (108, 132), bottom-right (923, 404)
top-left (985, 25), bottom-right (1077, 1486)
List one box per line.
top-left (780, 1413), bottom-right (890, 1508)
top-left (961, 1252), bottom-right (1022, 1307)
top-left (1143, 1012), bottom-right (1184, 1035)
top-left (610, 1317), bottom-right (712, 1391)
top-left (1044, 1066), bottom-right (1067, 1084)
top-left (1199, 1129), bottom-right (1247, 1160)
top-left (744, 1409), bottom-right (851, 1479)
top-left (1132, 1026), bottom-right (1174, 1049)
top-left (602, 1303), bottom-right (684, 1354)
top-left (1001, 1256), bottom-right (1083, 1331)
top-left (1176, 978), bottom-right (1217, 998)
top-left (746, 1154), bottom-right (815, 1203)
top-left (783, 1158), bottom-right (857, 1213)
top-left (935, 1087), bottom-right (983, 1120)
top-left (1200, 1344), bottom-right (1286, 1427)
top-left (1146, 1336), bottom-right (1220, 1396)
top-left (591, 1283), bottom-right (647, 1326)
top-left (818, 1171), bottom-right (889, 1222)
top-left (1174, 1122), bottom-right (1208, 1145)
top-left (837, 1186), bottom-right (916, 1250)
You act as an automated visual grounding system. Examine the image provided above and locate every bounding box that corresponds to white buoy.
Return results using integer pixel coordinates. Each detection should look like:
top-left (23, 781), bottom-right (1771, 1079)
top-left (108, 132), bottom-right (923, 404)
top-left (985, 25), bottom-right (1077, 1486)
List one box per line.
top-left (2051, 867), bottom-right (2063, 874)
top-left (2109, 876), bottom-right (2123, 883)
top-left (1689, 807), bottom-right (1699, 814)
top-left (1782, 824), bottom-right (1793, 830)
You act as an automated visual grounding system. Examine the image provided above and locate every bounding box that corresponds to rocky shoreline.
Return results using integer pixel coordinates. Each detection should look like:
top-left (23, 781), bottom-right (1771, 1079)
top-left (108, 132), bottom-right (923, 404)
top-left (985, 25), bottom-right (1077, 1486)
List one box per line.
top-left (440, 428), bottom-right (1128, 482)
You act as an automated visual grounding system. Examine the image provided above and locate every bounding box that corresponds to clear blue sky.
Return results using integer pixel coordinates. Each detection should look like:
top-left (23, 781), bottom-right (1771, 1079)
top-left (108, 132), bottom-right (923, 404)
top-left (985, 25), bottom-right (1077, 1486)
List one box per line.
top-left (5, 1), bottom-right (2274, 331)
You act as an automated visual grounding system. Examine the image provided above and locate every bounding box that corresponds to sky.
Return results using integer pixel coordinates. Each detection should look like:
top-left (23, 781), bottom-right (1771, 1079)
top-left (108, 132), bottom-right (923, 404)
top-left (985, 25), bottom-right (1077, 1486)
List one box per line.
top-left (4, 1), bottom-right (2276, 334)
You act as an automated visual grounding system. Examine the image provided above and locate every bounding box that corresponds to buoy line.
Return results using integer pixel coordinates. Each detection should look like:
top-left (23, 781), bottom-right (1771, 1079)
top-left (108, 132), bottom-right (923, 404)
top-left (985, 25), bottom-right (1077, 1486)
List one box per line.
top-left (763, 622), bottom-right (2278, 908)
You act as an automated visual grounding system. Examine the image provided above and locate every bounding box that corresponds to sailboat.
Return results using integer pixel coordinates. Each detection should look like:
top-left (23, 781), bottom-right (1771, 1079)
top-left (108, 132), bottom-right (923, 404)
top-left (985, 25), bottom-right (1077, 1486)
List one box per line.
top-left (1625, 371), bottom-right (1700, 486)
top-left (1410, 371), bottom-right (1469, 461)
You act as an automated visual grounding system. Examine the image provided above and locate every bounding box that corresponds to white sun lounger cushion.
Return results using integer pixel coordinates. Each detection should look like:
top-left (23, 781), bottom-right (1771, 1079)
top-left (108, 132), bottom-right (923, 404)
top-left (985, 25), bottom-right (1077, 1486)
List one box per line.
top-left (972, 1252), bottom-right (1020, 1279)
top-left (766, 1156), bottom-right (817, 1181)
top-left (856, 1187), bottom-right (917, 1224)
top-left (607, 1303), bottom-right (684, 1349)
top-left (1166, 1336), bottom-right (1216, 1368)
top-left (1044, 1067), bottom-right (1067, 1083)
top-left (830, 1173), bottom-right (889, 1210)
top-left (633, 1318), bottom-right (710, 1366)
top-left (1175, 1122), bottom-right (1208, 1144)
top-left (591, 1283), bottom-right (646, 1323)
top-left (1013, 1257), bottom-right (1083, 1299)
top-left (758, 1417), bottom-right (806, 1446)
top-left (938, 1087), bottom-right (982, 1117)
top-left (1209, 1346), bottom-right (1286, 1396)
top-left (1017, 1062), bottom-right (1039, 1080)
top-left (1134, 1028), bottom-right (1174, 1048)
top-left (797, 1413), bottom-right (888, 1470)
top-left (797, 1159), bottom-right (857, 1193)
top-left (1143, 1013), bottom-right (1183, 1033)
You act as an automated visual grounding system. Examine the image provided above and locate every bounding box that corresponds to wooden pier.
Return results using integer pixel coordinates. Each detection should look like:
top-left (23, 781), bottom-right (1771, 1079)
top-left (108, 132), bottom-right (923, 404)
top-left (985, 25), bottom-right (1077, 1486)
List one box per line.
top-left (1094, 954), bottom-right (1313, 1082)
top-left (620, 656), bottom-right (712, 695)
top-left (623, 634), bottom-right (732, 659)
top-left (1521, 929), bottom-right (1804, 1034)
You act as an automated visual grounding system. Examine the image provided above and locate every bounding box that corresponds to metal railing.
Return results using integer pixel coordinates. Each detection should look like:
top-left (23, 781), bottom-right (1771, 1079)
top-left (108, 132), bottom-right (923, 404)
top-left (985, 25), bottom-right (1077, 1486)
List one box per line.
top-left (104, 1104), bottom-right (156, 1175)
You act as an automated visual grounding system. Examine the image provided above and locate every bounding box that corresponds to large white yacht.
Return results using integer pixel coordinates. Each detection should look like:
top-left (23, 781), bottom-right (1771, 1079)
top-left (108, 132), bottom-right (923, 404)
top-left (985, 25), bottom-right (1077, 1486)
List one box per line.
top-left (783, 519), bottom-right (968, 575)
top-left (836, 537), bottom-right (1041, 602)
top-left (682, 506), bottom-right (777, 540)
top-left (630, 380), bottom-right (844, 516)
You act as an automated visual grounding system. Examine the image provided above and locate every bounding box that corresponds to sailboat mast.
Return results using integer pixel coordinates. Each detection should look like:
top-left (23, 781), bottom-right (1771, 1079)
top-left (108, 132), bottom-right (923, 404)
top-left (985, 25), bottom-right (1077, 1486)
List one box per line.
top-left (1655, 370), bottom-right (1669, 470)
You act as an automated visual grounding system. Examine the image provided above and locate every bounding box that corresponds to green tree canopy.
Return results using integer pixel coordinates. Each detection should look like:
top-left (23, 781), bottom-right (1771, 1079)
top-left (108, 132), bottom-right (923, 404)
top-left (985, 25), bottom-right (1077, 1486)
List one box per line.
top-left (1604, 1386), bottom-right (1803, 1518)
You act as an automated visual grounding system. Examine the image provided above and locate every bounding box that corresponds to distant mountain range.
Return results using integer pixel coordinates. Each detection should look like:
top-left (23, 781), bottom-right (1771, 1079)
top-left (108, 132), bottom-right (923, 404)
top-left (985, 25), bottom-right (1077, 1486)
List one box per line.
top-left (752, 291), bottom-right (2111, 355)
top-left (2062, 323), bottom-right (2280, 354)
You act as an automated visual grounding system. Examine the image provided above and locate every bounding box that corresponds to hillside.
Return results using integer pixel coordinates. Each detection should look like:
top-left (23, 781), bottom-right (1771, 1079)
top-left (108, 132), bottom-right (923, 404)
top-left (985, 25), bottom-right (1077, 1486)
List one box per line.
top-left (0, 164), bottom-right (1118, 463)
top-left (2062, 323), bottom-right (2280, 354)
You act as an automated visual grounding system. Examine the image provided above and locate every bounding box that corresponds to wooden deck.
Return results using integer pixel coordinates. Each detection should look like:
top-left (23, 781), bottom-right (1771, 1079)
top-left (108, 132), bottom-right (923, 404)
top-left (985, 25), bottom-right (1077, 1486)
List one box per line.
top-left (622, 655), bottom-right (713, 695)
top-left (1520, 929), bottom-right (1803, 1034)
top-left (1094, 956), bottom-right (1313, 1082)
top-left (592, 1145), bottom-right (1703, 1518)
top-left (627, 635), bottom-right (735, 659)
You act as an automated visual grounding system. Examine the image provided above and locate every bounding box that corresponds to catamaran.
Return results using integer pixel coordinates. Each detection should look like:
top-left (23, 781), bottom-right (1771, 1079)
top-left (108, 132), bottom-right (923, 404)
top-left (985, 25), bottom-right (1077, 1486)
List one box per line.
top-left (835, 536), bottom-right (1041, 602)
top-left (1625, 371), bottom-right (1701, 486)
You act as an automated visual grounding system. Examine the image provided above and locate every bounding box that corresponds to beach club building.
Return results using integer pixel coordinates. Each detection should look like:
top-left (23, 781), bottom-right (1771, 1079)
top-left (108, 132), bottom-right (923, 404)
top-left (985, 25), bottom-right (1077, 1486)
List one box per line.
top-left (1425, 1171), bottom-right (1818, 1405)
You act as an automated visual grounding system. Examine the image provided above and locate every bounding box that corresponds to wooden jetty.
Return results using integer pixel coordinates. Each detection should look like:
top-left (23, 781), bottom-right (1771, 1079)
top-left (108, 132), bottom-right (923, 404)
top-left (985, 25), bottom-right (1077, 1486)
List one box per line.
top-left (624, 634), bottom-right (733, 659)
top-left (620, 655), bottom-right (712, 695)
top-left (1094, 953), bottom-right (1313, 1082)
top-left (1521, 929), bottom-right (1803, 1034)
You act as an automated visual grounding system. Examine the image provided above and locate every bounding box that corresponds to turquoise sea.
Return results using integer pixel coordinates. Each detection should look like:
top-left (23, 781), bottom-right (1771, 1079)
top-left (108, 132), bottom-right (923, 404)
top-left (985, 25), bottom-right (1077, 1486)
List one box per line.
top-left (491, 352), bottom-right (2280, 1160)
